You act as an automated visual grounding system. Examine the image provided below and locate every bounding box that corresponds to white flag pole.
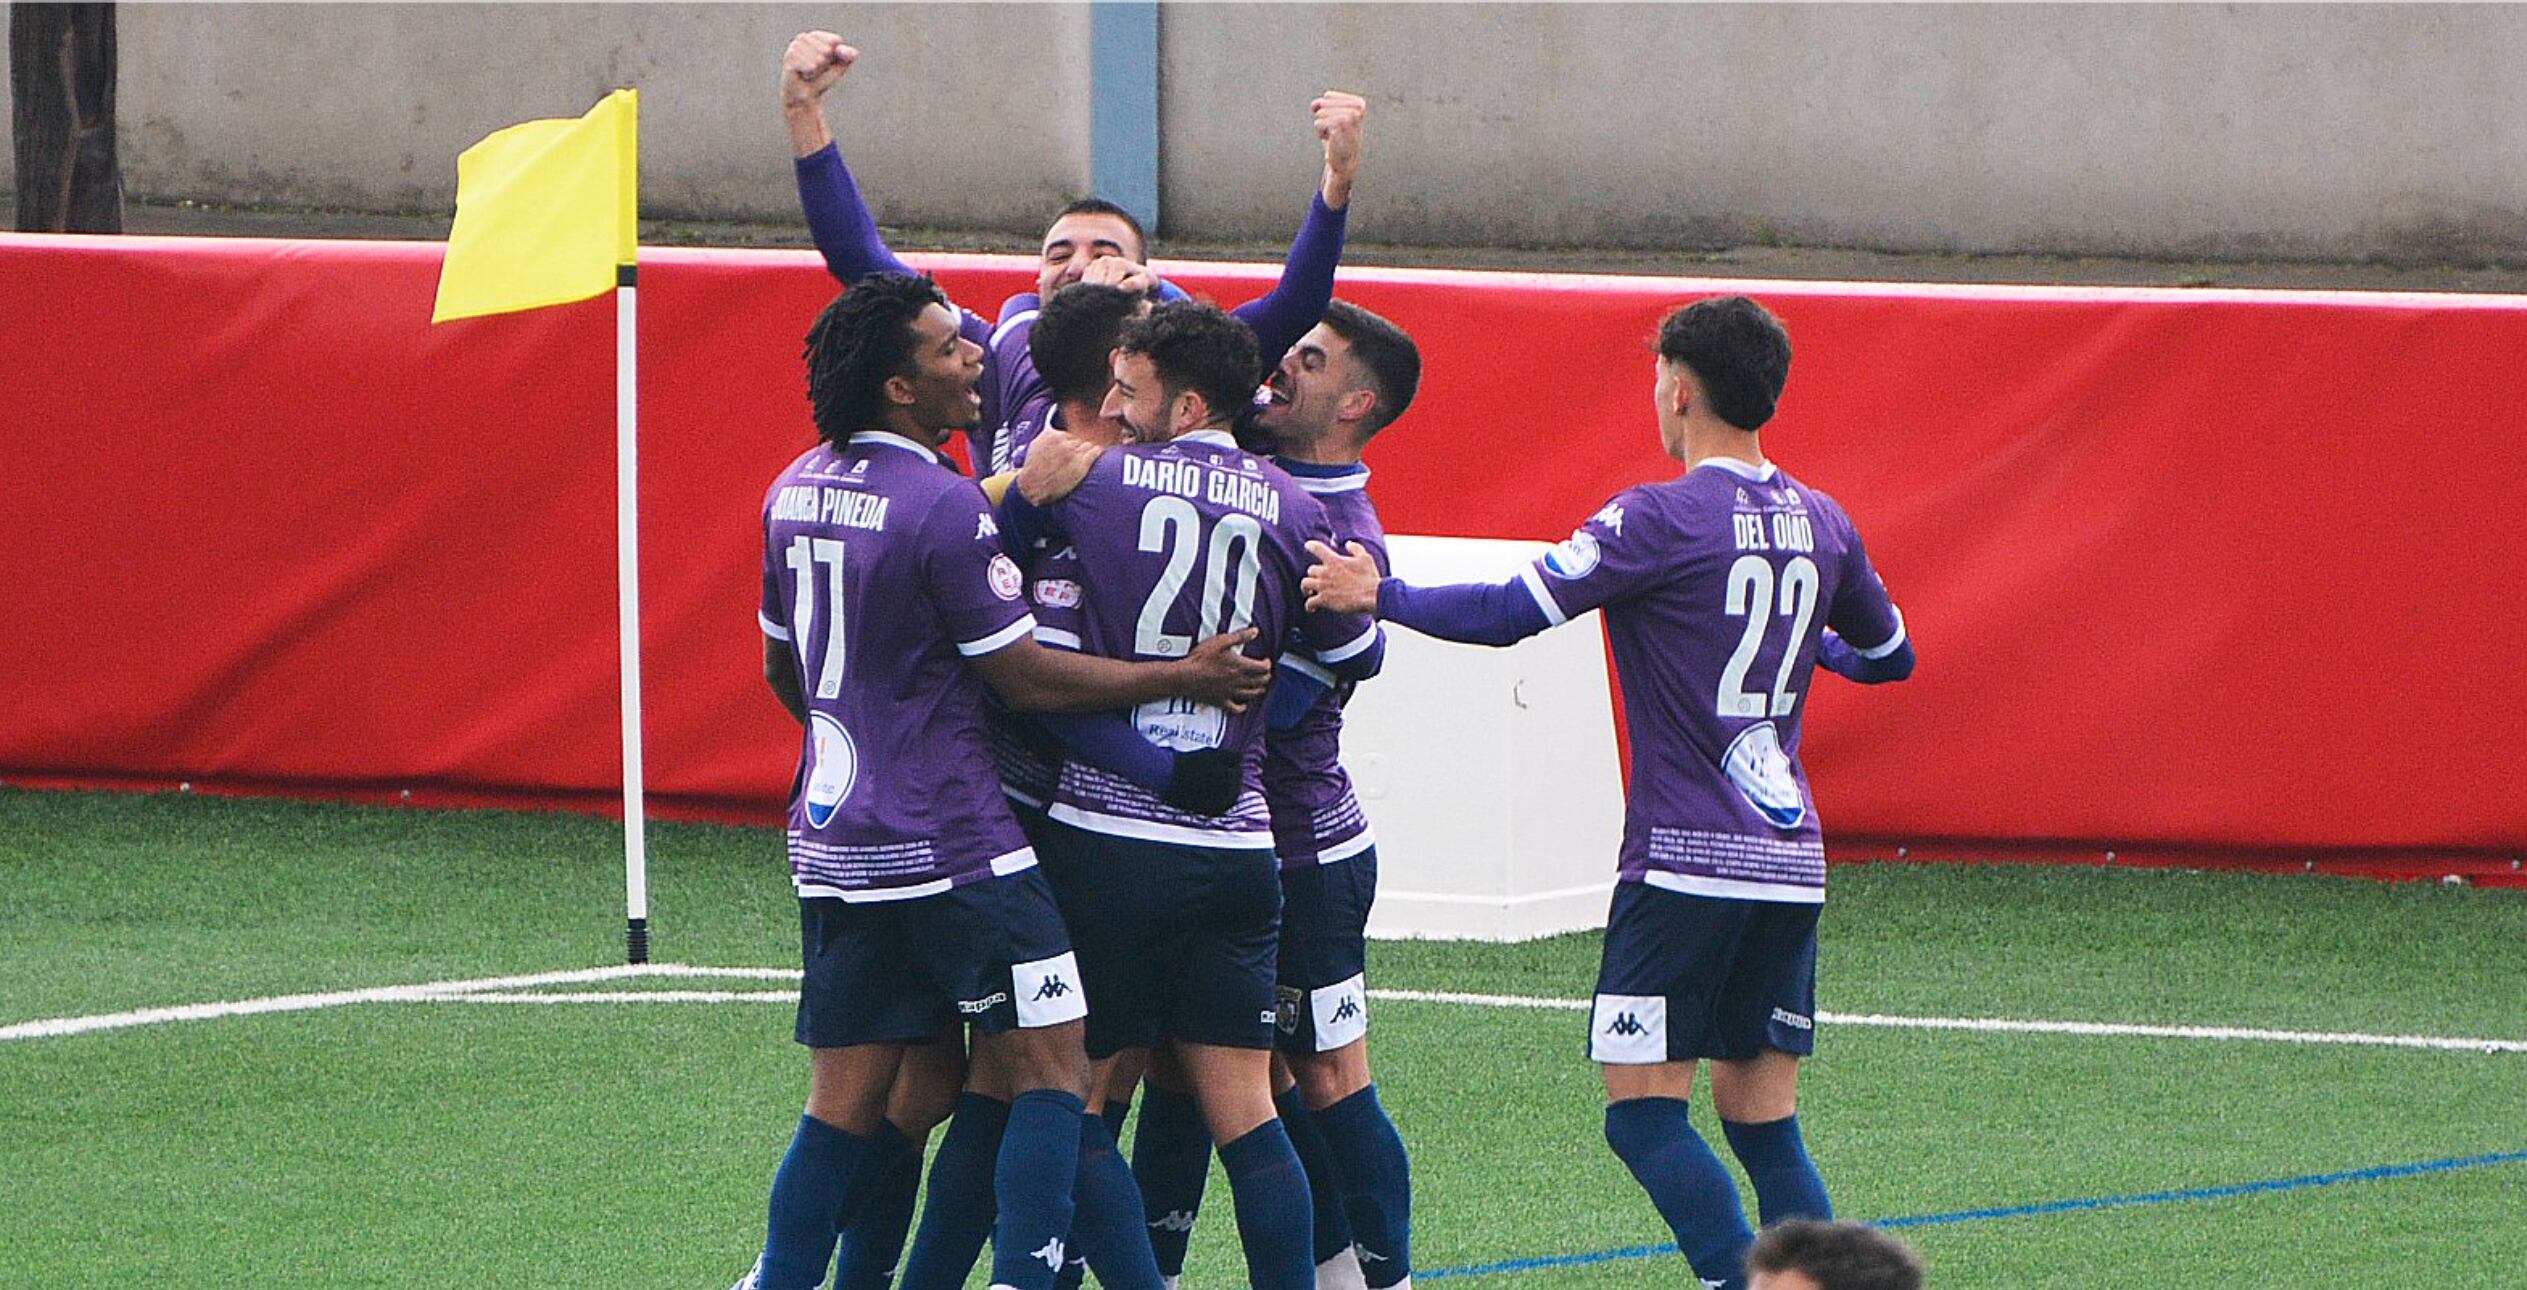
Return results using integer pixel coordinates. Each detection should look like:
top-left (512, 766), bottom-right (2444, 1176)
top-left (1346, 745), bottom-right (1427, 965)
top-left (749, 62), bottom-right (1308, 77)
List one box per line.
top-left (617, 262), bottom-right (650, 964)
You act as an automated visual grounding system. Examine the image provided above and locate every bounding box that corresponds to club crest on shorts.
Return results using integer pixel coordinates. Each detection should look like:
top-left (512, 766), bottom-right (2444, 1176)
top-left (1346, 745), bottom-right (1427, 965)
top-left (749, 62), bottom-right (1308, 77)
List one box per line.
top-left (1722, 722), bottom-right (1807, 829)
top-left (803, 713), bottom-right (859, 828)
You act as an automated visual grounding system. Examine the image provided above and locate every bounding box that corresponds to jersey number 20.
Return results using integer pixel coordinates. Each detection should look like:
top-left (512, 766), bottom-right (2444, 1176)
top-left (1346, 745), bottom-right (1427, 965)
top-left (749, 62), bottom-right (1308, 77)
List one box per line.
top-left (1135, 496), bottom-right (1263, 658)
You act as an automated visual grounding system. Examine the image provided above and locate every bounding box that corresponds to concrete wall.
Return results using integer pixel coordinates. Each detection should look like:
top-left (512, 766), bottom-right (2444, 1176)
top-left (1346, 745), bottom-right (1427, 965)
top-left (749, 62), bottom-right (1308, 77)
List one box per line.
top-left (10, 3), bottom-right (2527, 262)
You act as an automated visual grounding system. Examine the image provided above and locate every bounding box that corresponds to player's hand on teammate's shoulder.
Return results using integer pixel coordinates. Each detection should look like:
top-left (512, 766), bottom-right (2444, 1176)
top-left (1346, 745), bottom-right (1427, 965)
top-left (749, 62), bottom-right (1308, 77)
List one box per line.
top-left (1177, 628), bottom-right (1273, 712)
top-left (1301, 539), bottom-right (1382, 614)
top-left (1015, 429), bottom-right (1105, 505)
top-left (781, 30), bottom-right (857, 108)
top-left (1077, 254), bottom-right (1160, 298)
top-left (1314, 91), bottom-right (1368, 206)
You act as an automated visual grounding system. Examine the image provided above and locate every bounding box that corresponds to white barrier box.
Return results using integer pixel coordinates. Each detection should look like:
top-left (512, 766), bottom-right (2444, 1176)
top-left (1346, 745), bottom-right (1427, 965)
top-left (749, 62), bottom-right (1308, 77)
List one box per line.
top-left (1342, 535), bottom-right (1627, 942)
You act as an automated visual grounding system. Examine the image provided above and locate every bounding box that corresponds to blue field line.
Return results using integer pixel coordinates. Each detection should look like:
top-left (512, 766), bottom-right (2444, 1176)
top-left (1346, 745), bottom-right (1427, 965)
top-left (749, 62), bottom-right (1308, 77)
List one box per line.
top-left (1420, 1148), bottom-right (2527, 1280)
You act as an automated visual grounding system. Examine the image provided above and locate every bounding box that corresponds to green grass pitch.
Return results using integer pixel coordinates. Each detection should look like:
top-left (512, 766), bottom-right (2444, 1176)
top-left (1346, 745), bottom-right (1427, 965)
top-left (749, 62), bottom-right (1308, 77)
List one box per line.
top-left (4, 787), bottom-right (2521, 1287)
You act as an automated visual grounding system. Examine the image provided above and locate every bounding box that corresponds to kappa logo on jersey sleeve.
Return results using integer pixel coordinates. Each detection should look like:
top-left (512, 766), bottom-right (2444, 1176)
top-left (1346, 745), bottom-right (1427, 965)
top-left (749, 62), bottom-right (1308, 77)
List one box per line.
top-left (987, 554), bottom-right (1024, 601)
top-left (1543, 529), bottom-right (1601, 579)
top-left (976, 511), bottom-right (1000, 539)
top-left (1590, 501), bottom-right (1627, 536)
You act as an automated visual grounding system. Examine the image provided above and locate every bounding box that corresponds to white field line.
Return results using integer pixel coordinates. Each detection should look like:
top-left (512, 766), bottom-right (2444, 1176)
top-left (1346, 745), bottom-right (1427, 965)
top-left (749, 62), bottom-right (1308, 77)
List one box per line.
top-left (10, 965), bottom-right (2523, 1054)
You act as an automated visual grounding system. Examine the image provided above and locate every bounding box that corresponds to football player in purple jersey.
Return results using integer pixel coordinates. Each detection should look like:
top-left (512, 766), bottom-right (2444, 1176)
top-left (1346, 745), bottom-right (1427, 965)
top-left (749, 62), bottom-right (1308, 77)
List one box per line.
top-left (1127, 301), bottom-right (1426, 1290)
top-left (995, 301), bottom-right (1387, 1290)
top-left (780, 30), bottom-right (1364, 473)
top-left (1303, 297), bottom-right (1914, 1290)
top-left (736, 274), bottom-right (1268, 1290)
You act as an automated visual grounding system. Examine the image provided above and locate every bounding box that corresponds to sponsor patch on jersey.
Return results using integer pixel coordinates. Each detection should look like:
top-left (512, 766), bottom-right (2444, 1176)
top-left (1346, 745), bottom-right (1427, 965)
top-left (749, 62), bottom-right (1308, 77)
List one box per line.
top-left (1543, 530), bottom-right (1601, 579)
top-left (1134, 697), bottom-right (1227, 751)
top-left (987, 553), bottom-right (1024, 600)
top-left (1033, 578), bottom-right (1082, 609)
top-left (803, 713), bottom-right (860, 829)
top-left (1722, 722), bottom-right (1807, 829)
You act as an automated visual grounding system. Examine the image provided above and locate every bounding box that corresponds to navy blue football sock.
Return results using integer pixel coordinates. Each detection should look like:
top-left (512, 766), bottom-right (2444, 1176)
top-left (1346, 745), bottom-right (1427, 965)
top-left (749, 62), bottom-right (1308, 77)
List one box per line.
top-left (896, 1093), bottom-right (1009, 1290)
top-left (1603, 1098), bottom-right (1752, 1290)
top-left (1275, 1085), bottom-right (1356, 1266)
top-left (760, 1114), bottom-right (873, 1290)
top-left (1069, 1108), bottom-right (1167, 1290)
top-left (1130, 1085), bottom-right (1213, 1277)
top-left (830, 1122), bottom-right (921, 1290)
top-left (1315, 1085), bottom-right (1413, 1287)
top-left (1219, 1119), bottom-right (1318, 1290)
top-left (1050, 1099), bottom-right (1137, 1290)
top-left (987, 1089), bottom-right (1085, 1290)
top-left (1721, 1113), bottom-right (1831, 1224)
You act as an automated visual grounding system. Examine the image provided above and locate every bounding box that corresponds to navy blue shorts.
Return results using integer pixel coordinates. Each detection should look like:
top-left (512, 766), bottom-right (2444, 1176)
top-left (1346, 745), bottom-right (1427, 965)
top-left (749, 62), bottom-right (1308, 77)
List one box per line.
top-left (1589, 881), bottom-right (1820, 1064)
top-left (1035, 819), bottom-right (1282, 1058)
top-left (794, 868), bottom-right (1085, 1050)
top-left (1274, 848), bottom-right (1377, 1055)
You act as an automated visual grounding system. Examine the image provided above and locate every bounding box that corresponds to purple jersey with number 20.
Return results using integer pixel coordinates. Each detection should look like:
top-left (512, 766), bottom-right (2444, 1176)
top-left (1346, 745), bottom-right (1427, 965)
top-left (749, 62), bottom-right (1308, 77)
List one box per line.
top-left (1037, 430), bottom-right (1383, 849)
top-left (1521, 458), bottom-right (1903, 903)
top-left (759, 432), bottom-right (1041, 899)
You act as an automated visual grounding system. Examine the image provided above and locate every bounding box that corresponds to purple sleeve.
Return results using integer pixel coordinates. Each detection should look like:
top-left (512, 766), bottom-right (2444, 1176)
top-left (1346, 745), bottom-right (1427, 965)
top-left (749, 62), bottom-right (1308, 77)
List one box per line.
top-left (1036, 711), bottom-right (1175, 793)
top-left (1818, 630), bottom-right (1915, 683)
top-left (1230, 193), bottom-right (1348, 370)
top-left (995, 485), bottom-right (1063, 568)
top-left (919, 487), bottom-right (1036, 655)
top-left (1377, 577), bottom-right (1553, 647)
top-left (796, 143), bottom-right (917, 284)
top-left (1521, 490), bottom-right (1668, 625)
top-left (759, 509), bottom-right (792, 641)
top-left (1822, 503), bottom-right (1905, 656)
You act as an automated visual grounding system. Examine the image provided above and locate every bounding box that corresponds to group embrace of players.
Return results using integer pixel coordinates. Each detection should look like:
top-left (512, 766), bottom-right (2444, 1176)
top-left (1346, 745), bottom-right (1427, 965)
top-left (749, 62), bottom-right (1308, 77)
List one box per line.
top-left (736, 30), bottom-right (1916, 1290)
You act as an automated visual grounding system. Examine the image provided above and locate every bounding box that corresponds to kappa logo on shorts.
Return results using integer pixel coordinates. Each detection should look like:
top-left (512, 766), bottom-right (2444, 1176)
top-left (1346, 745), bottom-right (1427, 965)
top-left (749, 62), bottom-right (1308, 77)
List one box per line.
top-left (1591, 993), bottom-right (1667, 1064)
top-left (957, 991), bottom-right (1010, 1015)
top-left (1031, 975), bottom-right (1073, 1002)
top-left (1014, 952), bottom-right (1089, 1027)
top-left (1603, 1012), bottom-right (1650, 1038)
top-left (1149, 1210), bottom-right (1198, 1234)
top-left (1031, 1238), bottom-right (1065, 1271)
top-left (1331, 996), bottom-right (1362, 1023)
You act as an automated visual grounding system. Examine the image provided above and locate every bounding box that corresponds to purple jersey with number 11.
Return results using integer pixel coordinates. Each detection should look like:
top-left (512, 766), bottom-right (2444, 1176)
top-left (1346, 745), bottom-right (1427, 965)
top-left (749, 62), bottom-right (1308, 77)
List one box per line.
top-left (759, 432), bottom-right (1041, 899)
top-left (1521, 458), bottom-right (1904, 903)
top-left (1039, 430), bottom-right (1383, 849)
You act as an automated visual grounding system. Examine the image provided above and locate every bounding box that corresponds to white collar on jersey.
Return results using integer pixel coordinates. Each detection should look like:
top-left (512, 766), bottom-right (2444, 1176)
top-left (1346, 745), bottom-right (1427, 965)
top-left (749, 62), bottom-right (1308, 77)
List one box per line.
top-left (849, 431), bottom-right (942, 464)
top-left (1692, 455), bottom-right (1778, 483)
top-left (1176, 429), bottom-right (1239, 449)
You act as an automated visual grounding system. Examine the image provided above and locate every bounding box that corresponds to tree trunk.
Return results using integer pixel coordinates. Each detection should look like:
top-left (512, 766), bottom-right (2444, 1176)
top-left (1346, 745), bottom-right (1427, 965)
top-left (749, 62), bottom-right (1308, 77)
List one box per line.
top-left (12, 3), bottom-right (122, 233)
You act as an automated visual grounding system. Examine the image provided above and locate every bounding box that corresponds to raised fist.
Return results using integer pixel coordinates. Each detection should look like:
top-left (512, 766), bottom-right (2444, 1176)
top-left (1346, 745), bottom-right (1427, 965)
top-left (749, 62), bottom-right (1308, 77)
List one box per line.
top-left (781, 31), bottom-right (858, 108)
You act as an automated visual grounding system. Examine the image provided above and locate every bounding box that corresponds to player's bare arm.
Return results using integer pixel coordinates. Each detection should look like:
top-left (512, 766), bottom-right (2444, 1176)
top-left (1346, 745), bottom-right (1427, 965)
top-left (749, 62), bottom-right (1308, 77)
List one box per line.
top-left (1013, 429), bottom-right (1105, 505)
top-left (972, 627), bottom-right (1270, 714)
top-left (762, 636), bottom-right (808, 725)
top-left (1314, 91), bottom-right (1367, 209)
top-left (1302, 538), bottom-right (1382, 614)
top-left (780, 30), bottom-right (855, 157)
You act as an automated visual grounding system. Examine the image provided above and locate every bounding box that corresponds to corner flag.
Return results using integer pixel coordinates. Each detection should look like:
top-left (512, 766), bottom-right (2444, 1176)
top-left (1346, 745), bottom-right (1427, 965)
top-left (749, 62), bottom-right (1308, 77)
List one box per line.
top-left (432, 89), bottom-right (638, 323)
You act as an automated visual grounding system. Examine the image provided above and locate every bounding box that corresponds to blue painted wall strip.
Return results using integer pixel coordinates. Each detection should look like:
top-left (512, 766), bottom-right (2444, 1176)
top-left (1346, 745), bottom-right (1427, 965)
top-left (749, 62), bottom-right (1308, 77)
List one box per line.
top-left (1418, 1148), bottom-right (2527, 1280)
top-left (1088, 1), bottom-right (1161, 232)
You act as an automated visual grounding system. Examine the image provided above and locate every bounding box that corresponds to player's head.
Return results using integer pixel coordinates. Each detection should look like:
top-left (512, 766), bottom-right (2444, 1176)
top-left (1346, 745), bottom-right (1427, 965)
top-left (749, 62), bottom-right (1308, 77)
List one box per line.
top-left (1256, 299), bottom-right (1421, 455)
top-left (1039, 197), bottom-right (1152, 300)
top-left (1654, 295), bottom-right (1792, 451)
top-left (1745, 1220), bottom-right (1924, 1290)
top-left (1103, 300), bottom-right (1260, 445)
top-left (1030, 282), bottom-right (1150, 443)
top-left (803, 273), bottom-right (983, 448)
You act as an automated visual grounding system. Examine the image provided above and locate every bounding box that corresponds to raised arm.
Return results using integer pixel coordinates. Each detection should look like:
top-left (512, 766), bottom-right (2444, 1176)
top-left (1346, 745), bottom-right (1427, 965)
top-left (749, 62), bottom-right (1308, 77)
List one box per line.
top-left (781, 31), bottom-right (918, 283)
top-left (1303, 538), bottom-right (1555, 648)
top-left (1230, 92), bottom-right (1364, 369)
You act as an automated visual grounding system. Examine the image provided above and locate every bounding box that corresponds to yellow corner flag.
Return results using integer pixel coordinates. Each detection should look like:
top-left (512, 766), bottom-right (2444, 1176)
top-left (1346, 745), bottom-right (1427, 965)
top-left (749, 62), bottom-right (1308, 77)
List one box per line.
top-left (432, 89), bottom-right (638, 323)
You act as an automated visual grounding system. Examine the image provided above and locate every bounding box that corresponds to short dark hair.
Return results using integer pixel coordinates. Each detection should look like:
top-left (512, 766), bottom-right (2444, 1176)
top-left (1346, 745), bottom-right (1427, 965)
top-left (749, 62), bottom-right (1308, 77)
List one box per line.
top-left (1746, 1220), bottom-right (1924, 1290)
top-left (803, 273), bottom-right (946, 446)
top-left (1321, 299), bottom-right (1421, 434)
top-left (1657, 295), bottom-right (1792, 431)
top-left (1115, 301), bottom-right (1260, 428)
top-left (1052, 197), bottom-right (1151, 262)
top-left (1030, 283), bottom-right (1144, 405)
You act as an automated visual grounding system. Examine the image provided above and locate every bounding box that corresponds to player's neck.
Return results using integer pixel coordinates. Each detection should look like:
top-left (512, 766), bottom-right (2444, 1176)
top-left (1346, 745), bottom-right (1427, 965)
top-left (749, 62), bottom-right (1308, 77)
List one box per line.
top-left (1274, 428), bottom-right (1364, 468)
top-left (1056, 400), bottom-right (1124, 447)
top-left (1677, 420), bottom-right (1765, 473)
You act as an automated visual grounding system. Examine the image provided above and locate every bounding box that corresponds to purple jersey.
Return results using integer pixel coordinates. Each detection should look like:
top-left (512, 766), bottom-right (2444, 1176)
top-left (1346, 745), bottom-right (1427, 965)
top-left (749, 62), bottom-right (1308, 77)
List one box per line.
top-left (758, 432), bottom-right (1041, 899)
top-left (1519, 458), bottom-right (1903, 903)
top-left (982, 534), bottom-right (1088, 808)
top-left (1262, 463), bottom-right (1387, 868)
top-left (1037, 430), bottom-right (1383, 848)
